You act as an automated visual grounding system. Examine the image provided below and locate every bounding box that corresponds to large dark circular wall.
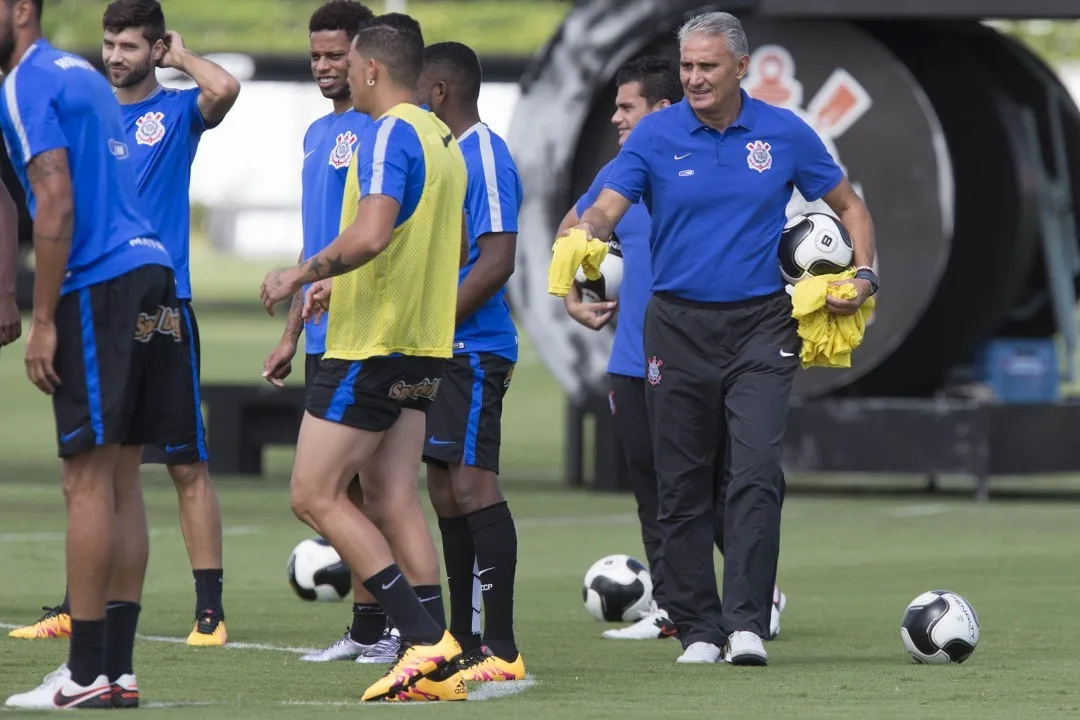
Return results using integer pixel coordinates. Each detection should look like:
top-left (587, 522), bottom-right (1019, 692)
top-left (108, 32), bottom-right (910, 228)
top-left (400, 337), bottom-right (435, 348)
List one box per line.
top-left (507, 1), bottom-right (1080, 400)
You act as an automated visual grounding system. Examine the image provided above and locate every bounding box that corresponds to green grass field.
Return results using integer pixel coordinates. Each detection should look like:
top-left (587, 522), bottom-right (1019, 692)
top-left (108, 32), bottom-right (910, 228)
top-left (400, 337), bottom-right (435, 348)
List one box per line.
top-left (2, 251), bottom-right (1080, 716)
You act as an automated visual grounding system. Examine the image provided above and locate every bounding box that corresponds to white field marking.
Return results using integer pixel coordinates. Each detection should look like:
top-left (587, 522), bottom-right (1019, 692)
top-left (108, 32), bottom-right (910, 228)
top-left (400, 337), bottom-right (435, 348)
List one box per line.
top-left (278, 676), bottom-right (537, 705)
top-left (513, 513), bottom-right (638, 528)
top-left (0, 526), bottom-right (263, 543)
top-left (0, 623), bottom-right (317, 655)
top-left (884, 504), bottom-right (951, 518)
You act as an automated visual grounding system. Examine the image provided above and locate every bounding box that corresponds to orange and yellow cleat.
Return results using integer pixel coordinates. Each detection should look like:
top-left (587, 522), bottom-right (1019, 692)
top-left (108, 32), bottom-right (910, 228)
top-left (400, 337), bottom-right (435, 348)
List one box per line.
top-left (362, 630), bottom-right (463, 702)
top-left (186, 610), bottom-right (227, 647)
top-left (7, 606), bottom-right (71, 640)
top-left (459, 646), bottom-right (526, 682)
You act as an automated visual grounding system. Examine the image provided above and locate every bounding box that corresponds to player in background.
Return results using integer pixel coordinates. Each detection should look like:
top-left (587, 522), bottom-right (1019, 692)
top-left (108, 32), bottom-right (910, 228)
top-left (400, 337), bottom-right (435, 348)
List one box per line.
top-left (0, 178), bottom-right (19, 348)
top-left (262, 0), bottom-right (402, 666)
top-left (558, 56), bottom-right (787, 641)
top-left (260, 23), bottom-right (470, 702)
top-left (414, 41), bottom-right (525, 682)
top-left (1, 0), bottom-right (187, 708)
top-left (5, 0), bottom-right (241, 647)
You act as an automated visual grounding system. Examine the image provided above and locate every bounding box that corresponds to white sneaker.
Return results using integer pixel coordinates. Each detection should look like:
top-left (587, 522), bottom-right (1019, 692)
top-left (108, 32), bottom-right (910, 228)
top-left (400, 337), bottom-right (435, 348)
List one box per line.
top-left (299, 629), bottom-right (367, 662)
top-left (602, 606), bottom-right (678, 640)
top-left (355, 628), bottom-right (401, 664)
top-left (676, 641), bottom-right (723, 663)
top-left (726, 631), bottom-right (768, 666)
top-left (769, 585), bottom-right (787, 640)
top-left (5, 664), bottom-right (112, 709)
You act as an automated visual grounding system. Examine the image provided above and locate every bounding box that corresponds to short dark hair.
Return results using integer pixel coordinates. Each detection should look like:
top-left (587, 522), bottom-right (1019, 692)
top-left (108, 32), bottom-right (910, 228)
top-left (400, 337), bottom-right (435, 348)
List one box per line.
top-left (309, 0), bottom-right (373, 36)
top-left (102, 0), bottom-right (165, 46)
top-left (15, 0), bottom-right (43, 21)
top-left (353, 24), bottom-right (424, 89)
top-left (370, 12), bottom-right (423, 45)
top-left (615, 56), bottom-right (683, 106)
top-left (423, 42), bottom-right (482, 104)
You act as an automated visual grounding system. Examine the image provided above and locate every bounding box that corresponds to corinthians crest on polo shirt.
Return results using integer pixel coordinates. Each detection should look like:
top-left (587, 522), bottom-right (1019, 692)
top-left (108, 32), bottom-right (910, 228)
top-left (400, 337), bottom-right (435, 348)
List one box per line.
top-left (329, 130), bottom-right (358, 169)
top-left (135, 111), bottom-right (166, 146)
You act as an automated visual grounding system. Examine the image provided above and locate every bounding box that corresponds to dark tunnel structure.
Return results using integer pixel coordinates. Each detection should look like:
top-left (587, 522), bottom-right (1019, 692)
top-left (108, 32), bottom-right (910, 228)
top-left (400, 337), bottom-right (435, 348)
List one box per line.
top-left (507, 0), bottom-right (1080, 496)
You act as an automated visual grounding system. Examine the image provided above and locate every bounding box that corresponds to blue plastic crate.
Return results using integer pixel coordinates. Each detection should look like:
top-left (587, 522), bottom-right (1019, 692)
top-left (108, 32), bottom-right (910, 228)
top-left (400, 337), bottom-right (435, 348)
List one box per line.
top-left (973, 338), bottom-right (1060, 404)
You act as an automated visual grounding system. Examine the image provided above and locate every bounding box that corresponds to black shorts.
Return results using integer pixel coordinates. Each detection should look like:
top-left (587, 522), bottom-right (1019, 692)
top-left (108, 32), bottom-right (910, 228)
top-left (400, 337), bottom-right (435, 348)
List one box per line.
top-left (422, 352), bottom-right (515, 474)
top-left (141, 301), bottom-right (209, 466)
top-left (305, 352), bottom-right (324, 395)
top-left (306, 355), bottom-right (446, 432)
top-left (53, 264), bottom-right (190, 458)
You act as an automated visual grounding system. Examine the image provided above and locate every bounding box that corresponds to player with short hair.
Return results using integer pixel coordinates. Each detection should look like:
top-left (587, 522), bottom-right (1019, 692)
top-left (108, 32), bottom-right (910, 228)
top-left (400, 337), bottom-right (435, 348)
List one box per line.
top-left (263, 0), bottom-right (403, 665)
top-left (5, 0), bottom-right (241, 647)
top-left (1, 0), bottom-right (189, 708)
top-left (559, 55), bottom-right (788, 642)
top-left (259, 22), bottom-right (470, 702)
top-left (415, 40), bottom-right (525, 681)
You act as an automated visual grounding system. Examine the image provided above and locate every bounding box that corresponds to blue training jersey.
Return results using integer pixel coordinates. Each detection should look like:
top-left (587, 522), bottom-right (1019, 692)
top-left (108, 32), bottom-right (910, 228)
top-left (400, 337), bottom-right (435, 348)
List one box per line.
top-left (0, 40), bottom-right (169, 295)
top-left (121, 86), bottom-right (214, 300)
top-left (301, 108), bottom-right (372, 355)
top-left (455, 122), bottom-right (521, 362)
top-left (576, 158), bottom-right (652, 379)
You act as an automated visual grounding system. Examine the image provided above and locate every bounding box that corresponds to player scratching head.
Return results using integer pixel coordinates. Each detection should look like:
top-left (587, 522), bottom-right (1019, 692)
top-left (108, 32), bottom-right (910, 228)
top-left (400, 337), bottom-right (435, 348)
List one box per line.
top-left (613, 56), bottom-right (683, 146)
top-left (415, 41), bottom-right (482, 138)
top-left (0, 0), bottom-right (44, 72)
top-left (309, 0), bottom-right (374, 108)
top-left (101, 0), bottom-right (166, 90)
top-left (347, 20), bottom-right (423, 118)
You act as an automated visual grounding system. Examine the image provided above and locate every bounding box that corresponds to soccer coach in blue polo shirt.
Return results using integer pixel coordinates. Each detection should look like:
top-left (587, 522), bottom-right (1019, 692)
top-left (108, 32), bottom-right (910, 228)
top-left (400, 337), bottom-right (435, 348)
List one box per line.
top-left (575, 11), bottom-right (878, 666)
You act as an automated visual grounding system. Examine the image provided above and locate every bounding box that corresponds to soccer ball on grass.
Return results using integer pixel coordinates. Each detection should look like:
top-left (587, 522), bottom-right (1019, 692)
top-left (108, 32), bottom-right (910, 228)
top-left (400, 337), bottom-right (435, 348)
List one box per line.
top-left (582, 554), bottom-right (652, 622)
top-left (287, 537), bottom-right (351, 601)
top-left (900, 590), bottom-right (980, 664)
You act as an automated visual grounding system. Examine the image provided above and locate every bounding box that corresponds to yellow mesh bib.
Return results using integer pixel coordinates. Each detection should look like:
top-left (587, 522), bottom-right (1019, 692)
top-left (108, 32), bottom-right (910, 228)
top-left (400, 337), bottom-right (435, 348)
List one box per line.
top-left (325, 104), bottom-right (466, 361)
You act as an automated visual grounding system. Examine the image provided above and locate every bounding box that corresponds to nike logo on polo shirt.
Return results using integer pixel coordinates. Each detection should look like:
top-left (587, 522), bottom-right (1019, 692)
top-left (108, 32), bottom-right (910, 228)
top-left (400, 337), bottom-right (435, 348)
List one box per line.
top-left (674, 153), bottom-right (691, 160)
top-left (780, 349), bottom-right (795, 357)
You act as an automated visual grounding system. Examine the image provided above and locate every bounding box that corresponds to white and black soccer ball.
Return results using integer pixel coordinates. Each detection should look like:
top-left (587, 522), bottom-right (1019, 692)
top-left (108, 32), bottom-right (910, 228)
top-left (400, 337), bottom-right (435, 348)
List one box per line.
top-left (582, 553), bottom-right (653, 623)
top-left (574, 239), bottom-right (624, 303)
top-left (900, 590), bottom-right (980, 664)
top-left (778, 212), bottom-right (854, 285)
top-left (287, 537), bottom-right (351, 602)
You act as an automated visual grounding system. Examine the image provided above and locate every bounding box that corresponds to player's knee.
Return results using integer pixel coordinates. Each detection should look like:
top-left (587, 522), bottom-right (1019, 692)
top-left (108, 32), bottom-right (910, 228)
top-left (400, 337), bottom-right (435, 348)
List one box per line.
top-left (426, 465), bottom-right (458, 516)
top-left (451, 465), bottom-right (503, 514)
top-left (61, 460), bottom-right (113, 506)
top-left (290, 482), bottom-right (330, 528)
top-left (168, 461), bottom-right (208, 493)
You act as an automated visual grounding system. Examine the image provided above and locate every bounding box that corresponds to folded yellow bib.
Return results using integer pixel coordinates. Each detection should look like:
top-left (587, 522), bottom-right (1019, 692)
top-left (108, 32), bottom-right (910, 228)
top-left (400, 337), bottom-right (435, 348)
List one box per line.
top-left (790, 269), bottom-right (876, 369)
top-left (547, 228), bottom-right (610, 297)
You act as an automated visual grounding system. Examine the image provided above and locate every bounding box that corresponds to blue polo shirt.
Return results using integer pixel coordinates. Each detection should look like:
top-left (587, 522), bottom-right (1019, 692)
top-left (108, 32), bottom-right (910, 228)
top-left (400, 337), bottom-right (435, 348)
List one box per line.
top-left (604, 91), bottom-right (844, 302)
top-left (576, 158), bottom-right (651, 378)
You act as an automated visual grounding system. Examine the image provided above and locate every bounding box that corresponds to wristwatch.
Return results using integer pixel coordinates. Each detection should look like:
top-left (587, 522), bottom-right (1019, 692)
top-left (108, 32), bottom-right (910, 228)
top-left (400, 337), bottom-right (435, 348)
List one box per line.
top-left (854, 266), bottom-right (879, 295)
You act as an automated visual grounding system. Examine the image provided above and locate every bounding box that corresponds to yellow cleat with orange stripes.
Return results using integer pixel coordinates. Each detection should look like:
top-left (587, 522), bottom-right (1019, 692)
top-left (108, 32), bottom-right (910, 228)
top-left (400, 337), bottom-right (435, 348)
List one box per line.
top-left (186, 610), bottom-right (227, 646)
top-left (7, 606), bottom-right (71, 640)
top-left (459, 646), bottom-right (526, 682)
top-left (361, 630), bottom-right (463, 702)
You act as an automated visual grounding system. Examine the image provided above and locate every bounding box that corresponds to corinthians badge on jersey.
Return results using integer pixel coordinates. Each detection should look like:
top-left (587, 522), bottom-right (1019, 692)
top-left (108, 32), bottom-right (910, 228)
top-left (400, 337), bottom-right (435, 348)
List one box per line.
top-left (135, 111), bottom-right (166, 146)
top-left (329, 131), bottom-right (358, 169)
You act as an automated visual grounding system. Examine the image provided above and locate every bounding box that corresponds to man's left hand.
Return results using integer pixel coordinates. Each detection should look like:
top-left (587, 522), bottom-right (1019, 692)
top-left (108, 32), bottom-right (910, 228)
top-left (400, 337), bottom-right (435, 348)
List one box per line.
top-left (825, 277), bottom-right (873, 316)
top-left (260, 268), bottom-right (298, 315)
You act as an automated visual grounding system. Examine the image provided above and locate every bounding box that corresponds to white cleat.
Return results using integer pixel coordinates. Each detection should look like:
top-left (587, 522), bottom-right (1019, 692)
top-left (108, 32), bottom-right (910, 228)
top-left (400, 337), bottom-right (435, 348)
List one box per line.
top-left (602, 605), bottom-right (679, 640)
top-left (726, 631), bottom-right (768, 666)
top-left (5, 664), bottom-right (112, 709)
top-left (676, 641), bottom-right (723, 664)
top-left (299, 629), bottom-right (368, 662)
top-left (355, 628), bottom-right (401, 664)
top-left (769, 585), bottom-right (787, 640)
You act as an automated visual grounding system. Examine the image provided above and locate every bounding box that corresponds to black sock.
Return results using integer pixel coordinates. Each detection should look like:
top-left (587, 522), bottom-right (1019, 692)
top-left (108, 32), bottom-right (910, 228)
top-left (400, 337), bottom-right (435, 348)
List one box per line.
top-left (437, 515), bottom-right (481, 653)
top-left (105, 602), bottom-right (141, 682)
top-left (68, 618), bottom-right (107, 687)
top-left (468, 502), bottom-right (518, 660)
top-left (193, 569), bottom-right (224, 618)
top-left (350, 602), bottom-right (386, 645)
top-left (60, 588), bottom-right (70, 614)
top-left (363, 564), bottom-right (442, 646)
top-left (414, 584), bottom-right (446, 630)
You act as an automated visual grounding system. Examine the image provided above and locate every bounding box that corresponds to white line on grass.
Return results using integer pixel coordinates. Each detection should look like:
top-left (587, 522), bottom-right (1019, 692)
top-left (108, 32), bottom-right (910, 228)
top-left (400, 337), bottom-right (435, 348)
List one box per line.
top-left (884, 504), bottom-right (951, 518)
top-left (0, 623), bottom-right (316, 655)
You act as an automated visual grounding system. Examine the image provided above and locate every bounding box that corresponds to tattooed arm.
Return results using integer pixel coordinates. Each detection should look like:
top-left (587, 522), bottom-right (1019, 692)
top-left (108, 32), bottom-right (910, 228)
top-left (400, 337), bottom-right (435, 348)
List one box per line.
top-left (27, 149), bottom-right (74, 324)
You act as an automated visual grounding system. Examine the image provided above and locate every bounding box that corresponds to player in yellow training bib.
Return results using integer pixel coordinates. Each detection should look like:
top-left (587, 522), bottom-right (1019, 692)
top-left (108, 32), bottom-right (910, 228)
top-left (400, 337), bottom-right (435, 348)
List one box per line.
top-left (259, 19), bottom-right (469, 703)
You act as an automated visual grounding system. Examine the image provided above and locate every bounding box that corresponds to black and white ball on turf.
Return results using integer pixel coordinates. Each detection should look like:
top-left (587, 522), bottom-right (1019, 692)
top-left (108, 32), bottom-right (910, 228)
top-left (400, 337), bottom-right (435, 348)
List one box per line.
top-left (778, 212), bottom-right (854, 285)
top-left (582, 554), bottom-right (653, 622)
top-left (287, 537), bottom-right (351, 602)
top-left (574, 239), bottom-right (624, 304)
top-left (900, 590), bottom-right (980, 664)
